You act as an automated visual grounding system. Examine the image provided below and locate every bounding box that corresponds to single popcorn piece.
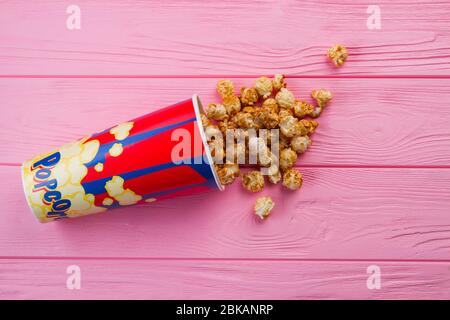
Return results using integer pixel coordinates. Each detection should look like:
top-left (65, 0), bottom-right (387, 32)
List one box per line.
top-left (240, 87), bottom-right (259, 106)
top-left (223, 95), bottom-right (241, 115)
top-left (279, 115), bottom-right (300, 138)
top-left (242, 170), bottom-right (265, 192)
top-left (275, 88), bottom-right (295, 109)
top-left (217, 79), bottom-right (235, 99)
top-left (254, 109), bottom-right (280, 129)
top-left (293, 100), bottom-right (314, 119)
top-left (268, 169), bottom-right (282, 184)
top-left (311, 89), bottom-right (333, 108)
top-left (255, 77), bottom-right (273, 99)
top-left (262, 98), bottom-right (279, 113)
top-left (280, 148), bottom-right (297, 170)
top-left (298, 119), bottom-right (318, 135)
top-left (206, 103), bottom-right (228, 121)
top-left (217, 163), bottom-right (240, 185)
top-left (232, 111), bottom-right (257, 129)
top-left (291, 135), bottom-right (311, 154)
top-left (272, 74), bottom-right (286, 91)
top-left (254, 196), bottom-right (275, 220)
top-left (327, 44), bottom-right (348, 67)
top-left (282, 168), bottom-right (303, 190)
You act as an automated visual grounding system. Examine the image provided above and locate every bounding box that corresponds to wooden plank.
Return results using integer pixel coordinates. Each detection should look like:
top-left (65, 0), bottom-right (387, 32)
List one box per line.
top-left (0, 259), bottom-right (449, 299)
top-left (2, 165), bottom-right (450, 259)
top-left (1, 0), bottom-right (450, 75)
top-left (1, 78), bottom-right (450, 166)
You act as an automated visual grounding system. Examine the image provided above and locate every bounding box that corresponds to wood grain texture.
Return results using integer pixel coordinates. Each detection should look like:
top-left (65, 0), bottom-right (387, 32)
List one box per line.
top-left (1, 259), bottom-right (449, 299)
top-left (2, 165), bottom-right (450, 259)
top-left (2, 78), bottom-right (450, 166)
top-left (1, 0), bottom-right (450, 75)
top-left (2, 0), bottom-right (450, 300)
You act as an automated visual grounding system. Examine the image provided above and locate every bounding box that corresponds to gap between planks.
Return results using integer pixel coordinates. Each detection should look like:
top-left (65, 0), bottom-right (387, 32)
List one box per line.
top-left (0, 256), bottom-right (449, 264)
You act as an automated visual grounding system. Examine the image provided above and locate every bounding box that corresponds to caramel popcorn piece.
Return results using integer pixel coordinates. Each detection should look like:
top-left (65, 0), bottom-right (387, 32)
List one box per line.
top-left (279, 148), bottom-right (298, 170)
top-left (311, 89), bottom-right (333, 108)
top-left (327, 44), bottom-right (348, 67)
top-left (262, 98), bottom-right (279, 113)
top-left (279, 115), bottom-right (300, 138)
top-left (255, 77), bottom-right (273, 99)
top-left (291, 135), bottom-right (311, 154)
top-left (242, 170), bottom-right (265, 192)
top-left (223, 95), bottom-right (241, 115)
top-left (293, 100), bottom-right (314, 119)
top-left (298, 119), bottom-right (318, 136)
top-left (206, 103), bottom-right (228, 121)
top-left (272, 74), bottom-right (286, 91)
top-left (254, 109), bottom-right (280, 129)
top-left (268, 169), bottom-right (282, 184)
top-left (275, 88), bottom-right (295, 109)
top-left (254, 196), bottom-right (274, 220)
top-left (240, 87), bottom-right (259, 106)
top-left (217, 163), bottom-right (240, 185)
top-left (232, 111), bottom-right (257, 129)
top-left (217, 79), bottom-right (235, 99)
top-left (282, 168), bottom-right (303, 190)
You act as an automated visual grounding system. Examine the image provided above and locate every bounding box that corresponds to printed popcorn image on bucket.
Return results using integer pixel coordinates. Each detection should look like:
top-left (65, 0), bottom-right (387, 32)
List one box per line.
top-left (21, 95), bottom-right (222, 223)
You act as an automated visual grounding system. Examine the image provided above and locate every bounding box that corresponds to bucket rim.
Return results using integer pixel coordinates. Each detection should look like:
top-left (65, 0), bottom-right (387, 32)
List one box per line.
top-left (192, 94), bottom-right (224, 191)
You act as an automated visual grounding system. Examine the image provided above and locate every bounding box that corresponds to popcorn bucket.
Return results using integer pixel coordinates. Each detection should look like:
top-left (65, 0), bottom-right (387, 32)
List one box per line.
top-left (21, 95), bottom-right (223, 223)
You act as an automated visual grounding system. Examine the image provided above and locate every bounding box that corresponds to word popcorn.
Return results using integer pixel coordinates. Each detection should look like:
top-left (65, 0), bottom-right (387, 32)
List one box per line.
top-left (204, 75), bottom-right (333, 220)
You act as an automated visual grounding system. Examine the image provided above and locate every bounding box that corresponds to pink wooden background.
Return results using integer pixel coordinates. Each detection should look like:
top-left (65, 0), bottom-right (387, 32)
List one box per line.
top-left (1, 0), bottom-right (450, 299)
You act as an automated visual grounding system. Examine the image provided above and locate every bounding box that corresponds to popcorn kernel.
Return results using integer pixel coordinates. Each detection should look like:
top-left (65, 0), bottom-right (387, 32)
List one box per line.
top-left (282, 168), bottom-right (303, 190)
top-left (291, 135), bottom-right (311, 154)
top-left (311, 89), bottom-right (333, 108)
top-left (255, 77), bottom-right (273, 99)
top-left (240, 87), bottom-right (259, 106)
top-left (327, 44), bottom-right (348, 67)
top-left (242, 170), bottom-right (265, 192)
top-left (206, 103), bottom-right (228, 121)
top-left (280, 148), bottom-right (297, 170)
top-left (272, 74), bottom-right (286, 91)
top-left (275, 88), bottom-right (295, 109)
top-left (254, 196), bottom-right (274, 220)
top-left (217, 79), bottom-right (235, 98)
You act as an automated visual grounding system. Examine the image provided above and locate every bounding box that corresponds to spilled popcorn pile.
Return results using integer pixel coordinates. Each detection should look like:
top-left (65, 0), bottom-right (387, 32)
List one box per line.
top-left (201, 45), bottom-right (346, 220)
top-left (202, 75), bottom-right (332, 220)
